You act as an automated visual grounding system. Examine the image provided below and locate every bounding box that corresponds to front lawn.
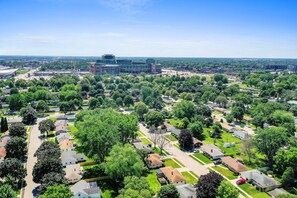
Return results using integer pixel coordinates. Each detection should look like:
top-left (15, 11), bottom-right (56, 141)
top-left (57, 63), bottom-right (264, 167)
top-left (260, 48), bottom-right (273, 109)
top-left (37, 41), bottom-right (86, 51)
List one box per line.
top-left (168, 118), bottom-right (183, 128)
top-left (164, 158), bottom-right (183, 168)
top-left (192, 153), bottom-right (213, 164)
top-left (238, 183), bottom-right (270, 198)
top-left (181, 172), bottom-right (198, 184)
top-left (146, 171), bottom-right (161, 194)
top-left (211, 165), bottom-right (237, 180)
top-left (140, 137), bottom-right (152, 145)
top-left (165, 134), bottom-right (177, 141)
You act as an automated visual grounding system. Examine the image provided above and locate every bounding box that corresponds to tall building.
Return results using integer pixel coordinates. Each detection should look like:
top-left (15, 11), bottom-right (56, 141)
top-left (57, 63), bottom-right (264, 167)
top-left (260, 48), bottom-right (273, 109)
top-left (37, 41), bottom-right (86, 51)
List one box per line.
top-left (90, 54), bottom-right (161, 75)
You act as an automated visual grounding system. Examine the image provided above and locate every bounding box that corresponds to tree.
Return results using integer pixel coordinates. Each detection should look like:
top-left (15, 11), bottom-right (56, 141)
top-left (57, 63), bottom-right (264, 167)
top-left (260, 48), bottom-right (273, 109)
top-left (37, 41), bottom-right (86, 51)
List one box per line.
top-left (252, 116), bottom-right (265, 128)
top-left (36, 100), bottom-right (49, 114)
top-left (254, 127), bottom-right (288, 167)
top-left (9, 123), bottom-right (26, 137)
top-left (89, 98), bottom-right (100, 109)
top-left (157, 184), bottom-right (180, 198)
top-left (116, 97), bottom-right (123, 106)
top-left (0, 158), bottom-right (26, 188)
top-left (273, 147), bottom-right (297, 176)
top-left (34, 141), bottom-right (61, 161)
top-left (9, 94), bottom-right (25, 111)
top-left (5, 137), bottom-right (27, 160)
top-left (124, 95), bottom-right (134, 107)
top-left (269, 110), bottom-right (295, 136)
top-left (0, 184), bottom-right (17, 198)
top-left (281, 167), bottom-right (295, 187)
top-left (216, 180), bottom-right (239, 198)
top-left (134, 102), bottom-right (149, 120)
top-left (215, 96), bottom-right (228, 108)
top-left (231, 106), bottom-right (244, 121)
top-left (196, 172), bottom-right (224, 198)
top-left (240, 139), bottom-right (254, 164)
top-left (22, 106), bottom-right (37, 125)
top-left (33, 158), bottom-right (64, 183)
top-left (225, 115), bottom-right (234, 123)
top-left (1, 117), bottom-right (8, 132)
top-left (188, 122), bottom-right (203, 139)
top-left (173, 100), bottom-right (196, 119)
top-left (178, 129), bottom-right (194, 151)
top-left (39, 119), bottom-right (55, 136)
top-left (118, 176), bottom-right (152, 198)
top-left (145, 111), bottom-right (164, 128)
top-left (39, 184), bottom-right (73, 198)
top-left (59, 102), bottom-right (70, 114)
top-left (39, 172), bottom-right (67, 194)
top-left (103, 144), bottom-right (144, 181)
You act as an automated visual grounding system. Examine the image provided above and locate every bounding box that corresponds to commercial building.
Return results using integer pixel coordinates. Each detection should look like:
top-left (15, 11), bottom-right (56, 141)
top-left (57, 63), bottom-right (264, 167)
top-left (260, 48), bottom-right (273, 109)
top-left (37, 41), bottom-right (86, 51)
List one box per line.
top-left (90, 54), bottom-right (161, 75)
top-left (0, 69), bottom-right (18, 79)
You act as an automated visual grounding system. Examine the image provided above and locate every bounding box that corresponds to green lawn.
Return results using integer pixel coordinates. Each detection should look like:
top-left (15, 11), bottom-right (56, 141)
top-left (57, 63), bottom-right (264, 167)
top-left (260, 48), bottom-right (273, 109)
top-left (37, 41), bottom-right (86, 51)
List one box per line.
top-left (181, 172), bottom-right (198, 184)
top-left (164, 158), bottom-right (183, 168)
top-left (67, 125), bottom-right (78, 136)
top-left (140, 137), bottom-right (152, 145)
top-left (238, 183), bottom-right (270, 198)
top-left (168, 118), bottom-right (183, 128)
top-left (190, 155), bottom-right (203, 165)
top-left (165, 134), bottom-right (177, 141)
top-left (146, 171), bottom-right (161, 194)
top-left (192, 153), bottom-right (213, 164)
top-left (212, 165), bottom-right (238, 180)
top-left (136, 131), bottom-right (144, 137)
top-left (189, 171), bottom-right (199, 179)
top-left (16, 69), bottom-right (29, 75)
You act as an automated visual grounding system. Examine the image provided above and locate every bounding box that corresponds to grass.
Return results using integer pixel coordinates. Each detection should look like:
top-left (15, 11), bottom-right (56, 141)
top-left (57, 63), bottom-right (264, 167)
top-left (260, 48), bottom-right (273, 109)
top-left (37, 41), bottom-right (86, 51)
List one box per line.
top-left (140, 137), bottom-right (152, 145)
top-left (67, 125), bottom-right (78, 136)
top-left (212, 165), bottom-right (238, 180)
top-left (192, 153), bottom-right (213, 164)
top-left (146, 171), bottom-right (161, 194)
top-left (49, 117), bottom-right (57, 122)
top-left (165, 134), bottom-right (177, 141)
top-left (136, 131), bottom-right (144, 137)
top-left (168, 118), bottom-right (183, 128)
top-left (190, 155), bottom-right (203, 165)
top-left (181, 172), bottom-right (198, 184)
top-left (16, 69), bottom-right (29, 75)
top-left (164, 158), bottom-right (183, 168)
top-left (238, 183), bottom-right (270, 198)
top-left (189, 171), bottom-right (199, 179)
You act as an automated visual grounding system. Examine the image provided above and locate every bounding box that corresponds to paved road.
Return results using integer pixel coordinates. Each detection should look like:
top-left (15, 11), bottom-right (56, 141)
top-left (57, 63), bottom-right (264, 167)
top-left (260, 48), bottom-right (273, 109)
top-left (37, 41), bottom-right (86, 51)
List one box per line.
top-left (139, 124), bottom-right (209, 176)
top-left (23, 118), bottom-right (43, 198)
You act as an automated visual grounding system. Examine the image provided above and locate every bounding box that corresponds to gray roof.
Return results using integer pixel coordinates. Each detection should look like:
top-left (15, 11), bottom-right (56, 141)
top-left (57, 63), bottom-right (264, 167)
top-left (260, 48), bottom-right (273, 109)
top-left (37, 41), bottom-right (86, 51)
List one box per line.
top-left (233, 130), bottom-right (251, 140)
top-left (200, 144), bottom-right (224, 158)
top-left (268, 188), bottom-right (289, 197)
top-left (61, 150), bottom-right (77, 163)
top-left (71, 180), bottom-right (100, 196)
top-left (241, 169), bottom-right (279, 188)
top-left (57, 133), bottom-right (70, 143)
top-left (176, 184), bottom-right (196, 198)
top-left (133, 142), bottom-right (152, 152)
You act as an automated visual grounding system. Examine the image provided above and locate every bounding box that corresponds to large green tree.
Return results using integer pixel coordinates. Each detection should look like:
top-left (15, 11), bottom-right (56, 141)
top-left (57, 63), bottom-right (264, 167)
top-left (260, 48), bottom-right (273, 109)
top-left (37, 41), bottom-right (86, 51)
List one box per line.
top-left (0, 158), bottom-right (26, 188)
top-left (9, 94), bottom-right (25, 111)
top-left (5, 137), bottom-right (27, 160)
top-left (22, 106), bottom-right (37, 125)
top-left (157, 184), bottom-right (180, 198)
top-left (9, 123), bottom-right (27, 137)
top-left (117, 176), bottom-right (152, 198)
top-left (196, 172), bottom-right (224, 198)
top-left (188, 121), bottom-right (203, 139)
top-left (33, 158), bottom-right (64, 183)
top-left (173, 100), bottom-right (196, 120)
top-left (134, 102), bottom-right (149, 120)
top-left (38, 119), bottom-right (55, 136)
top-left (0, 184), bottom-right (17, 198)
top-left (103, 144), bottom-right (144, 181)
top-left (144, 111), bottom-right (164, 127)
top-left (254, 127), bottom-right (288, 167)
top-left (216, 180), bottom-right (239, 198)
top-left (39, 184), bottom-right (73, 198)
top-left (34, 141), bottom-right (61, 161)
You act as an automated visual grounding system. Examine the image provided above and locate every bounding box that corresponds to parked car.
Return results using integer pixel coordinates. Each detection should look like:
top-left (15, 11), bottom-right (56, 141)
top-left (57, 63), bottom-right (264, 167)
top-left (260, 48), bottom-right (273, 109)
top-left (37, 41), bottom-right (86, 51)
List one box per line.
top-left (236, 178), bottom-right (246, 185)
top-left (214, 159), bottom-right (221, 165)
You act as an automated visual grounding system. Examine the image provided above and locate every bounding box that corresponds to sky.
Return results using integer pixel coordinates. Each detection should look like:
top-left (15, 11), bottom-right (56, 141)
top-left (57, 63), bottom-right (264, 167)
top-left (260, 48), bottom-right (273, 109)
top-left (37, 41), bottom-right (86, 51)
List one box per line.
top-left (0, 0), bottom-right (297, 58)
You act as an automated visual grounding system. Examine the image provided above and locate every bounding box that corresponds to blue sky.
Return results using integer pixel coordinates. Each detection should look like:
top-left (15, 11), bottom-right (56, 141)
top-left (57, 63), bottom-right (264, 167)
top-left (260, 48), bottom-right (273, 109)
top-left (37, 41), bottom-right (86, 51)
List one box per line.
top-left (0, 0), bottom-right (296, 58)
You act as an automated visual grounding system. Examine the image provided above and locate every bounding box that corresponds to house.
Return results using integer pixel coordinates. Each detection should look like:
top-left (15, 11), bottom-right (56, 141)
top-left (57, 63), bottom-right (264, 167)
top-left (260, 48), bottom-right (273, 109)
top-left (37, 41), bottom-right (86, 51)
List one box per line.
top-left (268, 188), bottom-right (289, 197)
top-left (200, 144), bottom-right (224, 160)
top-left (193, 138), bottom-right (203, 148)
top-left (145, 153), bottom-right (163, 169)
top-left (57, 133), bottom-right (71, 143)
top-left (55, 125), bottom-right (68, 135)
top-left (61, 150), bottom-right (86, 167)
top-left (133, 142), bottom-right (153, 153)
top-left (243, 116), bottom-right (253, 122)
top-left (221, 156), bottom-right (248, 174)
top-left (220, 122), bottom-right (234, 133)
top-left (213, 107), bottom-right (231, 114)
top-left (233, 130), bottom-right (251, 140)
top-left (71, 180), bottom-right (101, 198)
top-left (240, 169), bottom-right (280, 192)
top-left (159, 166), bottom-right (186, 185)
top-left (64, 164), bottom-right (83, 183)
top-left (0, 147), bottom-right (6, 159)
top-left (170, 128), bottom-right (181, 137)
top-left (0, 135), bottom-right (11, 147)
top-left (156, 169), bottom-right (168, 185)
top-left (7, 117), bottom-right (22, 124)
top-left (176, 184), bottom-right (196, 198)
top-left (55, 120), bottom-right (68, 127)
top-left (60, 140), bottom-right (74, 151)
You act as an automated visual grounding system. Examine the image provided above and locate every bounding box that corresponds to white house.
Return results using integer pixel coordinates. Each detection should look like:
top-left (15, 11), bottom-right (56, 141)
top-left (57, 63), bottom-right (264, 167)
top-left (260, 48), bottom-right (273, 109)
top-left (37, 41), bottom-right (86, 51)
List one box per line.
top-left (71, 180), bottom-right (101, 198)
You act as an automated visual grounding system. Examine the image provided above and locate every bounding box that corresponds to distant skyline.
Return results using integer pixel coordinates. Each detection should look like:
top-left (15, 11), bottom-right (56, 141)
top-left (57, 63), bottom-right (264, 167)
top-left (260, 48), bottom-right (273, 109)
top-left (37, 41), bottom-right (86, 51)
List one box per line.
top-left (0, 0), bottom-right (297, 58)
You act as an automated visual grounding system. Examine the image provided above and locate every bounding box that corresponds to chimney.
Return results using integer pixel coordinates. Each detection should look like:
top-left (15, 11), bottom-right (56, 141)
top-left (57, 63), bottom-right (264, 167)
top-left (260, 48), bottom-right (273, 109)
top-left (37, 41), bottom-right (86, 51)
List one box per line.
top-left (172, 171), bottom-right (173, 175)
top-left (211, 149), bottom-right (213, 153)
